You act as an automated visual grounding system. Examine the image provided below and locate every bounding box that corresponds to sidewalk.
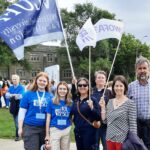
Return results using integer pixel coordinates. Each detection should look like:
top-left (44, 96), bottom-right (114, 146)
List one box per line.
top-left (0, 139), bottom-right (77, 150)
top-left (0, 139), bottom-right (102, 150)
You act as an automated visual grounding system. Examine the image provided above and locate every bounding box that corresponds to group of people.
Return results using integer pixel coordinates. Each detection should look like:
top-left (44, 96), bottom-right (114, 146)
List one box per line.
top-left (2, 55), bottom-right (150, 150)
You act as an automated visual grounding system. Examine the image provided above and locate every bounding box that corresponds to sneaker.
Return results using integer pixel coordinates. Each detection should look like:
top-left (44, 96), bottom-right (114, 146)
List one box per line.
top-left (15, 137), bottom-right (21, 141)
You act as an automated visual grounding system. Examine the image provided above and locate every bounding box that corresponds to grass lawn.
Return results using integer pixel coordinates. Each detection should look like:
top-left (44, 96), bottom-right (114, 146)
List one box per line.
top-left (0, 108), bottom-right (75, 141)
top-left (0, 108), bottom-right (15, 138)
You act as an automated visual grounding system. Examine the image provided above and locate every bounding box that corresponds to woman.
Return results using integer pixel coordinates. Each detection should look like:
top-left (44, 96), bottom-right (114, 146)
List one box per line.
top-left (2, 80), bottom-right (10, 108)
top-left (18, 72), bottom-right (53, 150)
top-left (100, 75), bottom-right (137, 150)
top-left (71, 77), bottom-right (101, 150)
top-left (45, 81), bottom-right (72, 150)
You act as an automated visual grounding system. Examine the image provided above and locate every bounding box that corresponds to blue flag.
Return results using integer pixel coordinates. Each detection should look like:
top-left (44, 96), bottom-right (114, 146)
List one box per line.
top-left (0, 0), bottom-right (64, 60)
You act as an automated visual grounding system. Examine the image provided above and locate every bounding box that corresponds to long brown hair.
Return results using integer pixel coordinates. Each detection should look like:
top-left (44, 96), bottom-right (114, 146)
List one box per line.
top-left (53, 81), bottom-right (72, 105)
top-left (30, 72), bottom-right (50, 92)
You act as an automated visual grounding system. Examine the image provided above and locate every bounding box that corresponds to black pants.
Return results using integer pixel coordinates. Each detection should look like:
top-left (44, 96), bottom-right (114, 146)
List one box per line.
top-left (137, 119), bottom-right (150, 150)
top-left (74, 126), bottom-right (98, 150)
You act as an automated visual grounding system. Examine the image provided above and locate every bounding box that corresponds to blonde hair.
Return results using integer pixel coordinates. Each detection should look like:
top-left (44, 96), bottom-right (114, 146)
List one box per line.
top-left (30, 72), bottom-right (50, 92)
top-left (53, 81), bottom-right (72, 106)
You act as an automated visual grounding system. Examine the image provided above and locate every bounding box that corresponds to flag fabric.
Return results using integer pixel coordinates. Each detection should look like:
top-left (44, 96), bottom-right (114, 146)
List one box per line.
top-left (94, 18), bottom-right (124, 42)
top-left (76, 18), bottom-right (97, 51)
top-left (0, 0), bottom-right (64, 60)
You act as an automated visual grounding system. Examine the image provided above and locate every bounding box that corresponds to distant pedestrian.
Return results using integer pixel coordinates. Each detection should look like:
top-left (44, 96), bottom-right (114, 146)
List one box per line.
top-left (6, 74), bottom-right (25, 141)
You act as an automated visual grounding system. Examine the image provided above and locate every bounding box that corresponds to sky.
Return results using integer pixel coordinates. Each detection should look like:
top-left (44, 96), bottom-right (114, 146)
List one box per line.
top-left (57, 0), bottom-right (150, 45)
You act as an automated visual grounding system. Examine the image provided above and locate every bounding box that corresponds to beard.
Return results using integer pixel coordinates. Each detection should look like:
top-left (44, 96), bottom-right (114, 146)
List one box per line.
top-left (137, 73), bottom-right (148, 81)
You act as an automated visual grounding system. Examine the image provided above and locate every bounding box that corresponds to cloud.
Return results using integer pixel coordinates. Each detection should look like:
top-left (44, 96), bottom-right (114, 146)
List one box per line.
top-left (58, 0), bottom-right (150, 44)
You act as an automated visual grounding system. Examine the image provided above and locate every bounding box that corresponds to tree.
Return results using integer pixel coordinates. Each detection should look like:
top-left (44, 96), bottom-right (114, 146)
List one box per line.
top-left (60, 3), bottom-right (150, 81)
top-left (61, 3), bottom-right (115, 79)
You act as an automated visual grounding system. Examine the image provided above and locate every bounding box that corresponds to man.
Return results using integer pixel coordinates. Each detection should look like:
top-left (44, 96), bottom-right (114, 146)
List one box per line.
top-left (128, 56), bottom-right (150, 150)
top-left (92, 70), bottom-right (112, 150)
top-left (6, 74), bottom-right (25, 141)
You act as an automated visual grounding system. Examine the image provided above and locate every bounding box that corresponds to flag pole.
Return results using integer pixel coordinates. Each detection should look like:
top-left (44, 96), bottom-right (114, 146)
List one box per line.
top-left (89, 46), bottom-right (91, 99)
top-left (102, 39), bottom-right (122, 97)
top-left (55, 0), bottom-right (75, 79)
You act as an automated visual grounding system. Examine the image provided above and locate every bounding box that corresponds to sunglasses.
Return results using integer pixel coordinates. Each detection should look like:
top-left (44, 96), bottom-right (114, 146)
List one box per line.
top-left (78, 84), bottom-right (88, 87)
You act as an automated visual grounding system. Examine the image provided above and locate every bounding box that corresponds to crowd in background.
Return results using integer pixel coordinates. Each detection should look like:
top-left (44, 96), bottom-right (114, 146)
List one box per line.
top-left (0, 55), bottom-right (150, 150)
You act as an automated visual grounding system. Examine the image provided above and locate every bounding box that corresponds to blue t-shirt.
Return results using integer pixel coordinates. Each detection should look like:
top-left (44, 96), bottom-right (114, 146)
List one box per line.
top-left (8, 84), bottom-right (25, 98)
top-left (46, 100), bottom-right (72, 129)
top-left (20, 91), bottom-right (53, 126)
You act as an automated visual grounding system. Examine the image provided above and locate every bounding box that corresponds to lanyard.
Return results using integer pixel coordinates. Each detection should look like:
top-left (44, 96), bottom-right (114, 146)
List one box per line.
top-left (36, 91), bottom-right (45, 111)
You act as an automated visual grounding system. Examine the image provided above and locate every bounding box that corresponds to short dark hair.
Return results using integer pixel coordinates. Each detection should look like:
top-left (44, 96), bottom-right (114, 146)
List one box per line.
top-left (94, 70), bottom-right (107, 79)
top-left (112, 75), bottom-right (128, 96)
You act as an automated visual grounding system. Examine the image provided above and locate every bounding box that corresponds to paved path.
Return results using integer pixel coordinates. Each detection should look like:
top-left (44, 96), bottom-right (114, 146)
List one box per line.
top-left (0, 139), bottom-right (76, 150)
top-left (0, 139), bottom-right (77, 150)
top-left (0, 139), bottom-right (102, 150)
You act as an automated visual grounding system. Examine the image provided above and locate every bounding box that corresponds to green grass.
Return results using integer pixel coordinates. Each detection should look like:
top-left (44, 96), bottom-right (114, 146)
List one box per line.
top-left (0, 108), bottom-right (15, 138)
top-left (0, 108), bottom-right (75, 141)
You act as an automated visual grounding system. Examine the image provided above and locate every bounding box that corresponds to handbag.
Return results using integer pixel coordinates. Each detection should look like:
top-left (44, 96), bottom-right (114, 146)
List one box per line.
top-left (77, 101), bottom-right (101, 128)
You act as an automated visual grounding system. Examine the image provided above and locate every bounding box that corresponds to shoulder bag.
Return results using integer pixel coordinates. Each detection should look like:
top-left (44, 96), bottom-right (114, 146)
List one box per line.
top-left (77, 101), bottom-right (101, 128)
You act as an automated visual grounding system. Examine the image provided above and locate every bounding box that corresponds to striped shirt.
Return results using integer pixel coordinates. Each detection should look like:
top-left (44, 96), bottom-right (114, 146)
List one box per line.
top-left (106, 99), bottom-right (137, 143)
top-left (128, 79), bottom-right (150, 119)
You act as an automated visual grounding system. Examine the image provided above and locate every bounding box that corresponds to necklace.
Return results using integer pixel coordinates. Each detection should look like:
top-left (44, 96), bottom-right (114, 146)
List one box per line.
top-left (115, 98), bottom-right (123, 107)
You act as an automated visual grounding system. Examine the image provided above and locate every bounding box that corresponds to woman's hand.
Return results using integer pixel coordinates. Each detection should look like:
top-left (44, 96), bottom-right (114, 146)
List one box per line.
top-left (87, 99), bottom-right (94, 110)
top-left (72, 77), bottom-right (77, 84)
top-left (99, 97), bottom-right (106, 110)
top-left (45, 135), bottom-right (50, 142)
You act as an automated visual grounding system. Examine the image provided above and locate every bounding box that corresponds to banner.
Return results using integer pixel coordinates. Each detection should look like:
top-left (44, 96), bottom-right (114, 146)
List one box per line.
top-left (94, 18), bottom-right (124, 42)
top-left (76, 18), bottom-right (97, 51)
top-left (0, 0), bottom-right (64, 60)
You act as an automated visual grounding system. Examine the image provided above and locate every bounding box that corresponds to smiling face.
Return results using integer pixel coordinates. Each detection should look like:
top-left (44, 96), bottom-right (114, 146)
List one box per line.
top-left (77, 79), bottom-right (89, 95)
top-left (114, 80), bottom-right (125, 97)
top-left (57, 84), bottom-right (68, 99)
top-left (95, 73), bottom-right (106, 88)
top-left (37, 76), bottom-right (48, 91)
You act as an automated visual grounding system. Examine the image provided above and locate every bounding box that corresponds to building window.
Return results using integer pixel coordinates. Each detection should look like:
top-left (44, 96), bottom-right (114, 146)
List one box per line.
top-left (31, 70), bottom-right (38, 77)
top-left (30, 54), bottom-right (40, 62)
top-left (0, 70), bottom-right (7, 78)
top-left (47, 54), bottom-right (53, 62)
top-left (17, 69), bottom-right (25, 77)
top-left (63, 69), bottom-right (71, 78)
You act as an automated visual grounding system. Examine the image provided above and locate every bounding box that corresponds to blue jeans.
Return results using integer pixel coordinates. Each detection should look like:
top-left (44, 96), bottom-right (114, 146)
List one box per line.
top-left (96, 127), bottom-right (107, 150)
top-left (13, 114), bottom-right (19, 138)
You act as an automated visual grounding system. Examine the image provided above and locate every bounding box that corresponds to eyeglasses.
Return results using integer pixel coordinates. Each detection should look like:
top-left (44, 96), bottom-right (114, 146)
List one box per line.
top-left (78, 84), bottom-right (88, 87)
